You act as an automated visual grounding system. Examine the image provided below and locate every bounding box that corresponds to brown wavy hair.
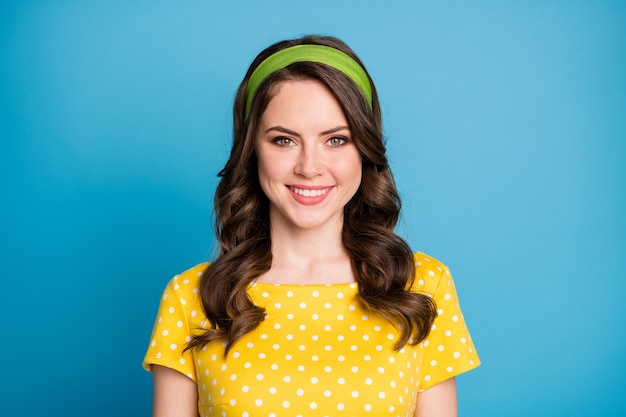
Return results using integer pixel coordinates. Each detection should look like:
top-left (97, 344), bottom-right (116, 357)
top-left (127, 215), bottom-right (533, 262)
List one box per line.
top-left (187, 35), bottom-right (437, 354)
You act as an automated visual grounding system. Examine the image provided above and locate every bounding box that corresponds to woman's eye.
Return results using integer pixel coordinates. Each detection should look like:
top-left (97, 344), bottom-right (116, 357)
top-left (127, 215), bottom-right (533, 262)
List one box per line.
top-left (327, 137), bottom-right (347, 146)
top-left (273, 137), bottom-right (293, 146)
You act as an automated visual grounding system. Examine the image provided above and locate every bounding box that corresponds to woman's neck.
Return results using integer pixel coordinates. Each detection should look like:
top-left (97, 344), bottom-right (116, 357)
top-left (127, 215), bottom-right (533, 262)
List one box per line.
top-left (256, 219), bottom-right (355, 285)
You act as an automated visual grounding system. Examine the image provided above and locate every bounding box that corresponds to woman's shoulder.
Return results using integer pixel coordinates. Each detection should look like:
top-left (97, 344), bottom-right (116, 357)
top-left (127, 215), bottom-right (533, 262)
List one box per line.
top-left (162, 262), bottom-right (210, 295)
top-left (411, 251), bottom-right (451, 294)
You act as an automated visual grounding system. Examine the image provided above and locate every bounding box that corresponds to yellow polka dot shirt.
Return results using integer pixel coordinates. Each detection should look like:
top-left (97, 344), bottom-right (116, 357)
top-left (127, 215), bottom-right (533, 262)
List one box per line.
top-left (143, 252), bottom-right (480, 416)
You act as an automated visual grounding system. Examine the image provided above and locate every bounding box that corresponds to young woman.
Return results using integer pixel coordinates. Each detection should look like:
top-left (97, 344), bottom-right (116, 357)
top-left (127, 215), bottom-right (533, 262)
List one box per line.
top-left (143, 35), bottom-right (480, 417)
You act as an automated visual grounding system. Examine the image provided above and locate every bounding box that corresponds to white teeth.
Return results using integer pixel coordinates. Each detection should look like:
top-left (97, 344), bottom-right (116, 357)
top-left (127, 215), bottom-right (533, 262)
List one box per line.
top-left (290, 187), bottom-right (329, 197)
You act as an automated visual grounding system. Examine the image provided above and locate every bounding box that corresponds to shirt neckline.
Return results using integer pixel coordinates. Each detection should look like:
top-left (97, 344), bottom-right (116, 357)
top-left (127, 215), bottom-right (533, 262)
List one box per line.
top-left (249, 281), bottom-right (358, 288)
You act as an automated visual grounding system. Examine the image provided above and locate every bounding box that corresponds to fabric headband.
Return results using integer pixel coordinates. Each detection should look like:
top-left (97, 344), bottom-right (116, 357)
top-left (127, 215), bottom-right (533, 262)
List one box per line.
top-left (244, 44), bottom-right (373, 119)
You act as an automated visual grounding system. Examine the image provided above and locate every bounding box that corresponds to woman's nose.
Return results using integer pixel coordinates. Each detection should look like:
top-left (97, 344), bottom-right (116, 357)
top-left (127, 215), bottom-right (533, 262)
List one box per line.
top-left (294, 144), bottom-right (323, 178)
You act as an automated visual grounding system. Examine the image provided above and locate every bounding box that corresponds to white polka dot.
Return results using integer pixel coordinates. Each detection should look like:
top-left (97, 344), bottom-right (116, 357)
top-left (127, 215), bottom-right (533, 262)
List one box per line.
top-left (310, 376), bottom-right (318, 384)
top-left (337, 403), bottom-right (345, 411)
top-left (338, 377), bottom-right (346, 385)
top-left (179, 358), bottom-right (186, 365)
top-left (351, 390), bottom-right (359, 398)
top-left (297, 389), bottom-right (304, 396)
top-left (454, 352), bottom-right (461, 358)
top-left (310, 402), bottom-right (317, 410)
top-left (269, 387), bottom-right (277, 394)
top-left (282, 400), bottom-right (290, 408)
top-left (156, 352), bottom-right (162, 358)
top-left (447, 366), bottom-right (454, 372)
top-left (365, 378), bottom-right (373, 385)
top-left (365, 404), bottom-right (372, 411)
top-left (286, 291), bottom-right (294, 297)
top-left (445, 330), bottom-right (452, 337)
top-left (453, 315), bottom-right (459, 322)
top-left (324, 390), bottom-right (332, 397)
top-left (162, 329), bottom-right (169, 336)
top-left (274, 302), bottom-right (282, 308)
top-left (170, 344), bottom-right (177, 350)
top-left (438, 345), bottom-right (445, 352)
top-left (256, 373), bottom-right (264, 380)
top-left (379, 392), bottom-right (386, 399)
top-left (430, 360), bottom-right (437, 366)
top-left (168, 307), bottom-right (174, 313)
top-left (255, 399), bottom-right (263, 406)
top-left (299, 302), bottom-right (307, 308)
top-left (242, 385), bottom-right (249, 392)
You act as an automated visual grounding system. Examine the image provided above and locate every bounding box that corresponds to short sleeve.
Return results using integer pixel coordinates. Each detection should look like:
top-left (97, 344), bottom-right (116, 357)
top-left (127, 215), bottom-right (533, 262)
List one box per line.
top-left (142, 271), bottom-right (202, 382)
top-left (413, 253), bottom-right (480, 391)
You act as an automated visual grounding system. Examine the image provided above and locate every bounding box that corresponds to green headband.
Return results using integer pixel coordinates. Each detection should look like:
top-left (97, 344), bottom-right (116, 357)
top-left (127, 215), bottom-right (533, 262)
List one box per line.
top-left (244, 44), bottom-right (373, 119)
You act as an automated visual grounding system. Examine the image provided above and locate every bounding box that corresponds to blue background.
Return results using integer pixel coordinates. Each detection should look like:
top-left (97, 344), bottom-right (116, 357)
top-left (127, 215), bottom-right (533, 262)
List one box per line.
top-left (1, 1), bottom-right (624, 416)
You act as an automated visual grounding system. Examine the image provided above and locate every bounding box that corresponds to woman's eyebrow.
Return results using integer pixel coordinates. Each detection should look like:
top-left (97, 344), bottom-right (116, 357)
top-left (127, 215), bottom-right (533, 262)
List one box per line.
top-left (264, 125), bottom-right (350, 136)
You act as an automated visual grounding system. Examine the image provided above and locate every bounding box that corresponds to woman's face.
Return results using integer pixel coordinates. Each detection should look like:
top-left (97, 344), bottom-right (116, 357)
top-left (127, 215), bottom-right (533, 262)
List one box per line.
top-left (254, 79), bottom-right (362, 233)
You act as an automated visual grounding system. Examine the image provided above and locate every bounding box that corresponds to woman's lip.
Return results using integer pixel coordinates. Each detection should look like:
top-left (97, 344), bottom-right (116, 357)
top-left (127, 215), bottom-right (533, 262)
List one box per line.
top-left (287, 184), bottom-right (333, 190)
